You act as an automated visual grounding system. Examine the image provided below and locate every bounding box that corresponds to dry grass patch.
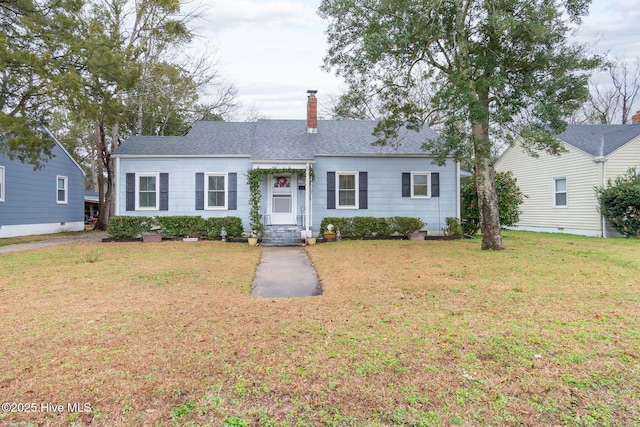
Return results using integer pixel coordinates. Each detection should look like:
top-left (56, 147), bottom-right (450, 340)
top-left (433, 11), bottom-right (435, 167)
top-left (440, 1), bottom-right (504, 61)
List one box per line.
top-left (0, 232), bottom-right (639, 426)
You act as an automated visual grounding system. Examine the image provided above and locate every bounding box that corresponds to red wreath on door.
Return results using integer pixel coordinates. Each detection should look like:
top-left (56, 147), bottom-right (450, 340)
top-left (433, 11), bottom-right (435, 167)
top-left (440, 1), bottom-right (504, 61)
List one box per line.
top-left (276, 176), bottom-right (288, 187)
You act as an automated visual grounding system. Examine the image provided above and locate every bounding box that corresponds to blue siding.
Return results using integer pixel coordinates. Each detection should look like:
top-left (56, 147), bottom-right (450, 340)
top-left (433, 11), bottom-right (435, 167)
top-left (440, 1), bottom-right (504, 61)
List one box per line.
top-left (117, 157), bottom-right (253, 229)
top-left (0, 143), bottom-right (84, 227)
top-left (116, 156), bottom-right (458, 233)
top-left (312, 157), bottom-right (458, 233)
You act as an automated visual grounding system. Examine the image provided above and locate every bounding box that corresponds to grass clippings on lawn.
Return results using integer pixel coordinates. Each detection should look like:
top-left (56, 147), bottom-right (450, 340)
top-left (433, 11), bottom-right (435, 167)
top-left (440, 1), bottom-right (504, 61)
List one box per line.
top-left (0, 232), bottom-right (639, 426)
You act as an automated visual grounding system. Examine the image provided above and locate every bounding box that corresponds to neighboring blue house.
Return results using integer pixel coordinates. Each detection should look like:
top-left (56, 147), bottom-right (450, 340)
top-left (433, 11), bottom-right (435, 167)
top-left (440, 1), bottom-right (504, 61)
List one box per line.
top-left (0, 127), bottom-right (85, 238)
top-left (112, 91), bottom-right (461, 237)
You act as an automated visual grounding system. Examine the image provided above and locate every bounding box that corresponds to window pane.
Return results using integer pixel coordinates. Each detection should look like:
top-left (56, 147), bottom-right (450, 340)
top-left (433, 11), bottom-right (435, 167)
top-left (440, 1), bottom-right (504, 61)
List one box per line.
top-left (57, 189), bottom-right (65, 202)
top-left (339, 190), bottom-right (356, 206)
top-left (413, 185), bottom-right (428, 196)
top-left (58, 178), bottom-right (65, 190)
top-left (555, 193), bottom-right (567, 206)
top-left (208, 191), bottom-right (224, 207)
top-left (555, 179), bottom-right (566, 192)
top-left (339, 174), bottom-right (355, 190)
top-left (209, 175), bottom-right (224, 191)
top-left (140, 176), bottom-right (156, 192)
top-left (139, 192), bottom-right (156, 208)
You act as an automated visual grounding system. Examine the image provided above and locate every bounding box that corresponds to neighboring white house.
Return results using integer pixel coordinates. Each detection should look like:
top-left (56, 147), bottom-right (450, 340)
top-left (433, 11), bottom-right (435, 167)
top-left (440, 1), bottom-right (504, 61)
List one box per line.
top-left (112, 91), bottom-right (462, 237)
top-left (495, 116), bottom-right (640, 237)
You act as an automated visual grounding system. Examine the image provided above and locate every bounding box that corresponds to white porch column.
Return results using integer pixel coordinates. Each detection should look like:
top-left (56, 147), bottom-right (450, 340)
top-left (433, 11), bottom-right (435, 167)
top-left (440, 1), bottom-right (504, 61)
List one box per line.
top-left (305, 162), bottom-right (310, 237)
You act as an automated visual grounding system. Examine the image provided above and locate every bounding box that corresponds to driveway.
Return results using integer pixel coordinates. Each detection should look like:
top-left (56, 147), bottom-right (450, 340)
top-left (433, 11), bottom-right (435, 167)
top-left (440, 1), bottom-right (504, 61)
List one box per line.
top-left (0, 232), bottom-right (108, 254)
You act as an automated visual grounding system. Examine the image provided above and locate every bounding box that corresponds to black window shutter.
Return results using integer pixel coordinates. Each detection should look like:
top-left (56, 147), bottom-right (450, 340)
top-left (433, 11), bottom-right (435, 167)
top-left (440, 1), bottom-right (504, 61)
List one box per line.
top-left (126, 173), bottom-right (135, 211)
top-left (195, 173), bottom-right (204, 210)
top-left (359, 171), bottom-right (368, 209)
top-left (159, 173), bottom-right (169, 211)
top-left (228, 173), bottom-right (237, 210)
top-left (402, 173), bottom-right (411, 197)
top-left (431, 172), bottom-right (440, 197)
top-left (327, 171), bottom-right (335, 209)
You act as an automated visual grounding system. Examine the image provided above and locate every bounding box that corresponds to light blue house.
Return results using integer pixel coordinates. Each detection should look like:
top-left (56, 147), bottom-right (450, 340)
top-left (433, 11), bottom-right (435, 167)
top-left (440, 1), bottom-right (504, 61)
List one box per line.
top-left (112, 92), bottom-right (461, 237)
top-left (0, 127), bottom-right (85, 238)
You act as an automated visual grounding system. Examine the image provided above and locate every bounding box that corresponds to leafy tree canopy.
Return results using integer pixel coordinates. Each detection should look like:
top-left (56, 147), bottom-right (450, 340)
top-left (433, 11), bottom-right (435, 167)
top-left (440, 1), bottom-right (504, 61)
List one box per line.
top-left (320, 0), bottom-right (600, 249)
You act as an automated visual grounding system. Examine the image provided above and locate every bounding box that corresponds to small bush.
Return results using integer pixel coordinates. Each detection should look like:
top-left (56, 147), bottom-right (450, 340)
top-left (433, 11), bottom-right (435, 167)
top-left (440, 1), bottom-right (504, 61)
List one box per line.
top-left (444, 217), bottom-right (463, 236)
top-left (597, 168), bottom-right (640, 237)
top-left (461, 171), bottom-right (526, 235)
top-left (107, 216), bottom-right (154, 238)
top-left (389, 216), bottom-right (425, 235)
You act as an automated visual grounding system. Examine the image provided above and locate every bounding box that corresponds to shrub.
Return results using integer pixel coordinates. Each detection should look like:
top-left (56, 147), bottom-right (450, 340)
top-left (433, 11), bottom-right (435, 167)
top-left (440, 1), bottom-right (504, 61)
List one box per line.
top-left (107, 216), bottom-right (154, 238)
top-left (155, 216), bottom-right (206, 237)
top-left (461, 171), bottom-right (526, 235)
top-left (205, 217), bottom-right (243, 239)
top-left (107, 216), bottom-right (244, 239)
top-left (389, 216), bottom-right (425, 234)
top-left (444, 217), bottom-right (463, 236)
top-left (319, 216), bottom-right (424, 238)
top-left (596, 168), bottom-right (640, 237)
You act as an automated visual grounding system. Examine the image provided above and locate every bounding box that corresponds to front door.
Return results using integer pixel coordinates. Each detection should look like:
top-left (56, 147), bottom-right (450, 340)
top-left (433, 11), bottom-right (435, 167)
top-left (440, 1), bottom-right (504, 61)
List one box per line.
top-left (268, 174), bottom-right (297, 225)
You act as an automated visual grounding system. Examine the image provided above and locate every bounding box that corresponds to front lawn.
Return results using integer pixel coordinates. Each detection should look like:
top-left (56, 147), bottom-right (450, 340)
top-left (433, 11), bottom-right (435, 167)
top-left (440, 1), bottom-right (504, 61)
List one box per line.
top-left (0, 232), bottom-right (638, 426)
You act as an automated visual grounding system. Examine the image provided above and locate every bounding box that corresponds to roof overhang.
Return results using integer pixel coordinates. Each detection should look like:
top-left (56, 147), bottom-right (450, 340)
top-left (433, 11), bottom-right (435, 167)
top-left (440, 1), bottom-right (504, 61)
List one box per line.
top-left (112, 154), bottom-right (250, 159)
top-left (252, 161), bottom-right (315, 170)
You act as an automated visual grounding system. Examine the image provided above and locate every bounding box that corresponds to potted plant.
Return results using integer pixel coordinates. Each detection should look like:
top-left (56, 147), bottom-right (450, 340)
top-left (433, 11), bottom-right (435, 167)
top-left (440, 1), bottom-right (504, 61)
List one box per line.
top-left (404, 218), bottom-right (426, 240)
top-left (142, 224), bottom-right (162, 243)
top-left (248, 230), bottom-right (258, 246)
top-left (323, 224), bottom-right (337, 242)
top-left (305, 230), bottom-right (316, 245)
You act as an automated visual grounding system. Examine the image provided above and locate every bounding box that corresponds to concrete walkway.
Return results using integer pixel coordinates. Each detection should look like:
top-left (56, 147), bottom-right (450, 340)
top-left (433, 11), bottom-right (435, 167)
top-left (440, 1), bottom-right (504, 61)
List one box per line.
top-left (0, 231), bottom-right (107, 254)
top-left (252, 246), bottom-right (322, 298)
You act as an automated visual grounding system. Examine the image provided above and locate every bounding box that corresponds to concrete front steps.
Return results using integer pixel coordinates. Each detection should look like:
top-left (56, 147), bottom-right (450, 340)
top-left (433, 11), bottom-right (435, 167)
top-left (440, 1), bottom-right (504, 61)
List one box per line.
top-left (261, 227), bottom-right (304, 246)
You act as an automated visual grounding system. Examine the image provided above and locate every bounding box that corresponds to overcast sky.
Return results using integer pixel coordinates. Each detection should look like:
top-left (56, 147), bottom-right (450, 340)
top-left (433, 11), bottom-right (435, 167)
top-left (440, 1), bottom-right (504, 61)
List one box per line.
top-left (189, 0), bottom-right (640, 120)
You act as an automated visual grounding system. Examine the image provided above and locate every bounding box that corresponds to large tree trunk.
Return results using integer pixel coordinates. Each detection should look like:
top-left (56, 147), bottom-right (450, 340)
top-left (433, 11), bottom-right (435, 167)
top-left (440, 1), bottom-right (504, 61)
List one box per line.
top-left (94, 121), bottom-right (110, 231)
top-left (472, 113), bottom-right (504, 250)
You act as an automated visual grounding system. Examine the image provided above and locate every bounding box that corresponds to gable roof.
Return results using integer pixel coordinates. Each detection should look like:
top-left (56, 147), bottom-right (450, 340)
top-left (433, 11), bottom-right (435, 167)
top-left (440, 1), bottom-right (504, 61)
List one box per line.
top-left (113, 120), bottom-right (440, 160)
top-left (555, 124), bottom-right (640, 157)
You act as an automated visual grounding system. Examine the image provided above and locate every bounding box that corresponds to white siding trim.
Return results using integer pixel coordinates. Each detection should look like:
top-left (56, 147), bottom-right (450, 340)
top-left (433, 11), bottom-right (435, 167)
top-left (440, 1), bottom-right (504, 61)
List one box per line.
top-left (56, 175), bottom-right (68, 204)
top-left (336, 171), bottom-right (359, 209)
top-left (135, 172), bottom-right (160, 211)
top-left (204, 172), bottom-right (228, 210)
top-left (0, 221), bottom-right (84, 239)
top-left (0, 166), bottom-right (4, 202)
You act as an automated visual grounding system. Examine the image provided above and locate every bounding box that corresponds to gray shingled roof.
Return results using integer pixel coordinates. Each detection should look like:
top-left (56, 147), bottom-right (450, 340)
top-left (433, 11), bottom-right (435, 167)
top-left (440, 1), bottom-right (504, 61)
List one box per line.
top-left (556, 124), bottom-right (640, 157)
top-left (113, 120), bottom-right (439, 159)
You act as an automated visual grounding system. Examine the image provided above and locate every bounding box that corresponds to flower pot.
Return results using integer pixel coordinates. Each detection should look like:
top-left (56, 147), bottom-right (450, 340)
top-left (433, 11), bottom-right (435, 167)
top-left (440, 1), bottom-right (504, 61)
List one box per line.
top-left (142, 233), bottom-right (162, 243)
top-left (307, 237), bottom-right (316, 245)
top-left (407, 231), bottom-right (426, 241)
top-left (248, 237), bottom-right (258, 246)
top-left (323, 232), bottom-right (337, 242)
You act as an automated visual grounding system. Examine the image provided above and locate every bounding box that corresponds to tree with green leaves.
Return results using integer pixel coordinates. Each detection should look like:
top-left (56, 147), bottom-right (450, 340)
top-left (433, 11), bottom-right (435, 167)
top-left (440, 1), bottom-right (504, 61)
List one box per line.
top-left (319, 0), bottom-right (600, 250)
top-left (596, 168), bottom-right (640, 237)
top-left (1, 0), bottom-right (83, 167)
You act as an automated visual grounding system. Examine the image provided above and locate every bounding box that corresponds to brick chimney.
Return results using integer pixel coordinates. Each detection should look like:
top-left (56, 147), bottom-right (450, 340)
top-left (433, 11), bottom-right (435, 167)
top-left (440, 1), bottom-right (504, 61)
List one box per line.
top-left (633, 110), bottom-right (640, 124)
top-left (307, 90), bottom-right (318, 133)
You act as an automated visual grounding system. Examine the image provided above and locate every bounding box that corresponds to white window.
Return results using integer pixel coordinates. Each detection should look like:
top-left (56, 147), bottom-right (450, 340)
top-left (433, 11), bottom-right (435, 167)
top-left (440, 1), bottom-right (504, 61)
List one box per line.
top-left (337, 172), bottom-right (358, 208)
top-left (411, 172), bottom-right (431, 198)
top-left (56, 176), bottom-right (68, 204)
top-left (136, 173), bottom-right (159, 210)
top-left (554, 177), bottom-right (567, 207)
top-left (0, 166), bottom-right (4, 202)
top-left (205, 173), bottom-right (227, 209)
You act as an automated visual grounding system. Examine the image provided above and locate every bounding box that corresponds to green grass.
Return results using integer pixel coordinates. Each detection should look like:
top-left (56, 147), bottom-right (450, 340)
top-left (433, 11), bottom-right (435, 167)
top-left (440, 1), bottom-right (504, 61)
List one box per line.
top-left (0, 230), bottom-right (638, 426)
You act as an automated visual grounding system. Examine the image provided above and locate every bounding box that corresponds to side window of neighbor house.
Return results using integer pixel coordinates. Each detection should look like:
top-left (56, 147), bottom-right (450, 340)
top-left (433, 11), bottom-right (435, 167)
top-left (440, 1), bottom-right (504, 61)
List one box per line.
top-left (411, 172), bottom-right (431, 198)
top-left (0, 166), bottom-right (4, 202)
top-left (554, 177), bottom-right (567, 207)
top-left (56, 176), bottom-right (68, 204)
top-left (206, 173), bottom-right (227, 209)
top-left (137, 173), bottom-right (159, 209)
top-left (337, 172), bottom-right (358, 208)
